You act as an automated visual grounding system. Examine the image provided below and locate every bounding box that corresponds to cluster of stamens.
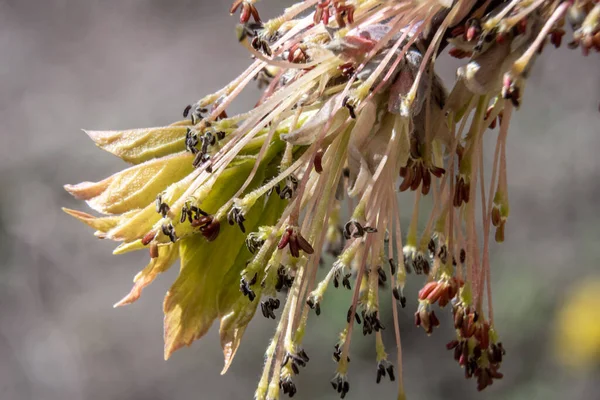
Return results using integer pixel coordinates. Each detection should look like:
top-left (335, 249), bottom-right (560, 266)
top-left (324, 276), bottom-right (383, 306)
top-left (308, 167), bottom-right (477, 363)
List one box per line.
top-left (63, 0), bottom-right (599, 399)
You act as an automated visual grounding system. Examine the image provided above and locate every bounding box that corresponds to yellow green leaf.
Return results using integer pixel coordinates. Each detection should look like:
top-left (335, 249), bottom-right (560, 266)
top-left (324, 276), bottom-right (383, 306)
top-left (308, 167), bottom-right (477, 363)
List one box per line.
top-left (112, 240), bottom-right (145, 255)
top-left (64, 152), bottom-right (194, 215)
top-left (114, 243), bottom-right (180, 307)
top-left (162, 161), bottom-right (270, 359)
top-left (162, 225), bottom-right (249, 359)
top-left (106, 203), bottom-right (160, 242)
top-left (218, 192), bottom-right (286, 373)
top-left (62, 208), bottom-right (138, 237)
top-left (170, 119), bottom-right (193, 127)
top-left (84, 126), bottom-right (188, 164)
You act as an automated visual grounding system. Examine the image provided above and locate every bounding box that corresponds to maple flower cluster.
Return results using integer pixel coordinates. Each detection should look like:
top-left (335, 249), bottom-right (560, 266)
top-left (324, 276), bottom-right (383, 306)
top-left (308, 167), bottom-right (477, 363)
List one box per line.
top-left (64, 0), bottom-right (599, 398)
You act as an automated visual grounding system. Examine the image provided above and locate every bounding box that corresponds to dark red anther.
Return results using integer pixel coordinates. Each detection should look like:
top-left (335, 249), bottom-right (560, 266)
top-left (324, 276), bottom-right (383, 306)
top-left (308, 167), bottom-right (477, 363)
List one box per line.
top-left (454, 342), bottom-right (462, 361)
top-left (418, 281), bottom-right (438, 300)
top-left (550, 29), bottom-right (565, 48)
top-left (346, 7), bottom-right (354, 24)
top-left (446, 340), bottom-right (459, 350)
top-left (322, 7), bottom-right (330, 25)
top-left (438, 290), bottom-right (450, 308)
top-left (229, 0), bottom-right (242, 13)
top-left (201, 219), bottom-right (220, 241)
top-left (249, 3), bottom-right (261, 22)
top-left (278, 228), bottom-right (293, 250)
top-left (414, 311), bottom-right (421, 327)
top-left (314, 150), bottom-right (324, 173)
top-left (430, 165), bottom-right (445, 178)
top-left (191, 215), bottom-right (213, 228)
top-left (288, 234), bottom-right (300, 258)
top-left (230, 1), bottom-right (260, 24)
top-left (335, 9), bottom-right (346, 27)
top-left (240, 3), bottom-right (251, 24)
top-left (448, 48), bottom-right (472, 59)
top-left (142, 231), bottom-right (156, 246)
top-left (479, 323), bottom-right (490, 350)
top-left (459, 341), bottom-right (469, 366)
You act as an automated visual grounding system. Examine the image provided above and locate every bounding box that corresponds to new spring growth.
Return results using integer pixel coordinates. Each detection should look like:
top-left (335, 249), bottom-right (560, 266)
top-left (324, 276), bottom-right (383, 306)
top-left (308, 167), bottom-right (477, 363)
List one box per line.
top-left (64, 0), bottom-right (599, 398)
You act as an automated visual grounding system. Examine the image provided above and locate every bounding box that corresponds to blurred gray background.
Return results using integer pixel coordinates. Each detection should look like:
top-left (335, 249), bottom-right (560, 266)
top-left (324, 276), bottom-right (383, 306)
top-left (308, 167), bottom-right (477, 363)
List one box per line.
top-left (1, 1), bottom-right (599, 399)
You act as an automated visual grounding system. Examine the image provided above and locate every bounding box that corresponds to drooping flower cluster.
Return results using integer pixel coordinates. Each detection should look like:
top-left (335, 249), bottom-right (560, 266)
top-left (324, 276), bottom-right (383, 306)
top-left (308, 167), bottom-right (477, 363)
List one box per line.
top-left (64, 0), bottom-right (599, 398)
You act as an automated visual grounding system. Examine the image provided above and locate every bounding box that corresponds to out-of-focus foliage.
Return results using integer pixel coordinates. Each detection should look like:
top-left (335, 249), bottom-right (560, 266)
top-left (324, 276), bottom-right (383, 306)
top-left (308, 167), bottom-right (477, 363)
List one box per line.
top-left (555, 278), bottom-right (600, 370)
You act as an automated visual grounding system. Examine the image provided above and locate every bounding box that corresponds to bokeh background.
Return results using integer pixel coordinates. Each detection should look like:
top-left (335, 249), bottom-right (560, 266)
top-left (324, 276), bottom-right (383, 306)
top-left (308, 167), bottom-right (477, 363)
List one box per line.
top-left (1, 1), bottom-right (599, 399)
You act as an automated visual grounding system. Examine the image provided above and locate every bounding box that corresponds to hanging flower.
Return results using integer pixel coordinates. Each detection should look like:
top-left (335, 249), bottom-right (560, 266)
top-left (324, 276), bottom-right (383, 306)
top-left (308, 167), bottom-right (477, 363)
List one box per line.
top-left (64, 0), bottom-right (599, 398)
